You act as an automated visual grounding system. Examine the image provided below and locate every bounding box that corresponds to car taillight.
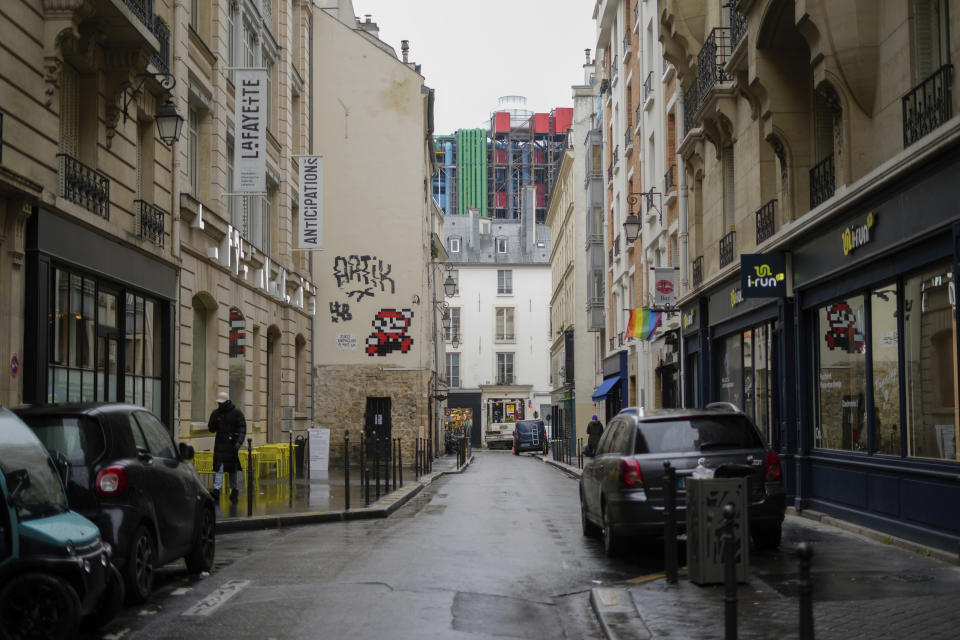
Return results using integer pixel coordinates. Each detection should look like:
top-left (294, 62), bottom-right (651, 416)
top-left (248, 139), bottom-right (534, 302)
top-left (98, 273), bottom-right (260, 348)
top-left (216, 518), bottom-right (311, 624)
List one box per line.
top-left (764, 450), bottom-right (782, 482)
top-left (619, 458), bottom-right (643, 489)
top-left (96, 465), bottom-right (128, 497)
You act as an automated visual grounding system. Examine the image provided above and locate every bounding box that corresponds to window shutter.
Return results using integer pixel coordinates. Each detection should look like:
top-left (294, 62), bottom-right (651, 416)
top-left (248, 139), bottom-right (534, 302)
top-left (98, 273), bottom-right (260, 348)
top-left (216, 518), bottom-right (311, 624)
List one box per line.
top-left (813, 91), bottom-right (833, 163)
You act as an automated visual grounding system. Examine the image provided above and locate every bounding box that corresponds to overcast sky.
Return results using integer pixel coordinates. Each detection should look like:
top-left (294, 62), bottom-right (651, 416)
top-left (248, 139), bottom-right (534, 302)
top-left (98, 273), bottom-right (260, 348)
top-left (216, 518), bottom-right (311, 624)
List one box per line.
top-left (352, 1), bottom-right (598, 135)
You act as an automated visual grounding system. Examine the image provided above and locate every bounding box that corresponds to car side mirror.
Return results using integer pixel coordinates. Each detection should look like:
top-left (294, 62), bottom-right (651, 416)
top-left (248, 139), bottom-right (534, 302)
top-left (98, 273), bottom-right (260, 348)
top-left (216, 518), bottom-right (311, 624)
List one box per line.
top-left (179, 442), bottom-right (195, 461)
top-left (53, 451), bottom-right (70, 485)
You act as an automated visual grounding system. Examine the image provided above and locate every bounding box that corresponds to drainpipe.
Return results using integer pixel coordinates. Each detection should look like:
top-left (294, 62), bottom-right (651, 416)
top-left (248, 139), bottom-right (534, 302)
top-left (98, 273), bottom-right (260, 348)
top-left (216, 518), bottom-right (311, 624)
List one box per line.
top-left (676, 81), bottom-right (689, 408)
top-left (171, 0), bottom-right (184, 437)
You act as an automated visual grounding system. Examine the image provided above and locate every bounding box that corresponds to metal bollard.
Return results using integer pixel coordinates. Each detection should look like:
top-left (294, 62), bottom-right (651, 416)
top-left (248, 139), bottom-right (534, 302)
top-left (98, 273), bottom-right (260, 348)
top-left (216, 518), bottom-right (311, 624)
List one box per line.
top-left (364, 432), bottom-right (371, 507)
top-left (797, 542), bottom-right (815, 640)
top-left (392, 437), bottom-right (397, 490)
top-left (662, 461), bottom-right (678, 584)
top-left (374, 431), bottom-right (381, 500)
top-left (428, 433), bottom-right (433, 473)
top-left (415, 438), bottom-right (420, 479)
top-left (722, 503), bottom-right (738, 640)
top-left (246, 439), bottom-right (253, 517)
top-left (288, 431), bottom-right (294, 508)
top-left (359, 431), bottom-right (365, 491)
top-left (341, 431), bottom-right (349, 510)
top-left (398, 438), bottom-right (403, 487)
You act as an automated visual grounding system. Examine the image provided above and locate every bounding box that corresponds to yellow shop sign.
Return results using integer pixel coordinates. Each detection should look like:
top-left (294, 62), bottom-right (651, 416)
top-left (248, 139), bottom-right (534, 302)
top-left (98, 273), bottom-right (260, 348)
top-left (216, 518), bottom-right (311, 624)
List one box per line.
top-left (842, 212), bottom-right (877, 256)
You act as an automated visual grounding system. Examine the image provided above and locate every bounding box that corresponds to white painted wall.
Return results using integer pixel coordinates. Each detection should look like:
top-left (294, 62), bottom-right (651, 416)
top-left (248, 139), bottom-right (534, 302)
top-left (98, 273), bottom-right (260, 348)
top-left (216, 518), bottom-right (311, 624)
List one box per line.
top-left (446, 265), bottom-right (551, 396)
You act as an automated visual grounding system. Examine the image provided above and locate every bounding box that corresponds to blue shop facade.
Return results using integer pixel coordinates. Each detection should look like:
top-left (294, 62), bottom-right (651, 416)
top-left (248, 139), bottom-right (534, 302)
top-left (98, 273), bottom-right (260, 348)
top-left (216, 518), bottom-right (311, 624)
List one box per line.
top-left (680, 143), bottom-right (960, 556)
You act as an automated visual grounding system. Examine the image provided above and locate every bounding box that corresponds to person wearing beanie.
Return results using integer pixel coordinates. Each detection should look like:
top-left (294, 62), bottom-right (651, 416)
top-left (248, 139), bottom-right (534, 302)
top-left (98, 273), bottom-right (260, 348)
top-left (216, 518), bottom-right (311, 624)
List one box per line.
top-left (208, 390), bottom-right (246, 502)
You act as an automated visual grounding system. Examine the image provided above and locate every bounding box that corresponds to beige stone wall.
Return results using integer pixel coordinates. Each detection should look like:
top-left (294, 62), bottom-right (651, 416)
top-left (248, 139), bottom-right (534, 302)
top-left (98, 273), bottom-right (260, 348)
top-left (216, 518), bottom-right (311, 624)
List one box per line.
top-left (315, 365), bottom-right (432, 463)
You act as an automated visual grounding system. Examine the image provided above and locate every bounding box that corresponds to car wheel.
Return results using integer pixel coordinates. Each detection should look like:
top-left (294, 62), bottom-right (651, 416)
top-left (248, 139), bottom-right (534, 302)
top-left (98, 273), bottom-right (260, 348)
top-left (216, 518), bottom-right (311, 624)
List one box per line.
top-left (752, 521), bottom-right (783, 550)
top-left (185, 506), bottom-right (216, 573)
top-left (82, 563), bottom-right (125, 631)
top-left (124, 525), bottom-right (156, 603)
top-left (580, 490), bottom-right (600, 538)
top-left (602, 503), bottom-right (621, 557)
top-left (0, 572), bottom-right (81, 640)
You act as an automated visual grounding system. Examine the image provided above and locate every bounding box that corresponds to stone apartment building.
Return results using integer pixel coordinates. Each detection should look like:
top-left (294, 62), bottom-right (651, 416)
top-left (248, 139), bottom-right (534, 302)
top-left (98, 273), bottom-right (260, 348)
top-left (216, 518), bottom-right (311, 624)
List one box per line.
top-left (662, 0), bottom-right (960, 554)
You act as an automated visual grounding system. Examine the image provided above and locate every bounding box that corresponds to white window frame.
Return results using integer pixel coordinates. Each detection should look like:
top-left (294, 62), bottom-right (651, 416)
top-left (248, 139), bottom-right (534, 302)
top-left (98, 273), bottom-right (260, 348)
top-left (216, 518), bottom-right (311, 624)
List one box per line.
top-left (495, 306), bottom-right (515, 342)
top-left (446, 352), bottom-right (461, 388)
top-left (449, 236), bottom-right (461, 253)
top-left (496, 352), bottom-right (515, 385)
top-left (496, 237), bottom-right (508, 253)
top-left (497, 269), bottom-right (513, 294)
top-left (445, 307), bottom-right (461, 342)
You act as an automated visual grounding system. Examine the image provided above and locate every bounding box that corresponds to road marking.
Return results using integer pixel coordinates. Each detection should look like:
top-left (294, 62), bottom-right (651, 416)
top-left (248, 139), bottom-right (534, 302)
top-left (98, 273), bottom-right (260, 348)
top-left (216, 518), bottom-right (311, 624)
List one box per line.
top-left (171, 587), bottom-right (192, 596)
top-left (182, 579), bottom-right (251, 617)
top-left (102, 629), bottom-right (130, 640)
top-left (595, 588), bottom-right (618, 606)
top-left (627, 573), bottom-right (665, 584)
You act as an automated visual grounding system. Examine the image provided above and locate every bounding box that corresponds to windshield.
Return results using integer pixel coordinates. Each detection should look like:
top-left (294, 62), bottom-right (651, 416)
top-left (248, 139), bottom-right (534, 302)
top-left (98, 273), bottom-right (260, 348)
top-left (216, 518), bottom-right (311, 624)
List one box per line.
top-left (0, 408), bottom-right (68, 520)
top-left (635, 416), bottom-right (764, 454)
top-left (26, 415), bottom-right (105, 466)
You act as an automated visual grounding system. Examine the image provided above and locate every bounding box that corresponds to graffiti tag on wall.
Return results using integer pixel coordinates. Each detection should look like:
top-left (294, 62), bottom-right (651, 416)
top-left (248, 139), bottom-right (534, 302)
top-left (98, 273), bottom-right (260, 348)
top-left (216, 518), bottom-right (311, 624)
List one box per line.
top-left (333, 255), bottom-right (395, 302)
top-left (365, 309), bottom-right (413, 356)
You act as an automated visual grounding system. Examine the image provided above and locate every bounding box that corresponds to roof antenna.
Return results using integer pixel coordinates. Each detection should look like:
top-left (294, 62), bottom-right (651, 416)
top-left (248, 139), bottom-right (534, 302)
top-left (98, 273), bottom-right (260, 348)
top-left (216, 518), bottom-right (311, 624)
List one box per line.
top-left (585, 48), bottom-right (591, 64)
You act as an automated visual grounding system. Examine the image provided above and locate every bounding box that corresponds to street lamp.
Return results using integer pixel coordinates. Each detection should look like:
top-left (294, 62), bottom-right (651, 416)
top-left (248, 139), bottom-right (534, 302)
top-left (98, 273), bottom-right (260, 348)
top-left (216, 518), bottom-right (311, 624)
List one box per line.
top-left (627, 190), bottom-right (664, 232)
top-left (622, 212), bottom-right (641, 244)
top-left (122, 72), bottom-right (185, 146)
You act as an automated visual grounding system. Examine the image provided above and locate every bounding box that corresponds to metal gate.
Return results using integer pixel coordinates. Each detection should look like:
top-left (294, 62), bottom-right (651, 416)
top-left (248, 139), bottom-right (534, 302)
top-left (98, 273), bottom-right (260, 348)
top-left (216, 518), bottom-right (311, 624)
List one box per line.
top-left (365, 397), bottom-right (392, 442)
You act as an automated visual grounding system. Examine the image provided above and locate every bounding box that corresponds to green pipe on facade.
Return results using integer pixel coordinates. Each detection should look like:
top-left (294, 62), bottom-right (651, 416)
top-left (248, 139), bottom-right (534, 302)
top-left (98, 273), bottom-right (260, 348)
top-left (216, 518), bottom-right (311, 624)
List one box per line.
top-left (457, 128), bottom-right (487, 217)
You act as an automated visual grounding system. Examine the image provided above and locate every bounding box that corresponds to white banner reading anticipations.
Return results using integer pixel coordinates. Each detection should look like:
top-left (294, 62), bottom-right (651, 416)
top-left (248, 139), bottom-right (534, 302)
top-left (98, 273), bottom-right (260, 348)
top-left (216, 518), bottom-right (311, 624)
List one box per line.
top-left (233, 69), bottom-right (267, 193)
top-left (653, 266), bottom-right (678, 309)
top-left (298, 155), bottom-right (322, 249)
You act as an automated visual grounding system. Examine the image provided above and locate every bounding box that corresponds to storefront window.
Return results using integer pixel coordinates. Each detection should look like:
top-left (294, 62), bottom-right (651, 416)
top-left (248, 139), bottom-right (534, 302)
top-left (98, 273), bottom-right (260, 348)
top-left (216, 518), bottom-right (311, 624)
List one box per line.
top-left (871, 283), bottom-right (901, 455)
top-left (816, 295), bottom-right (867, 451)
top-left (49, 269), bottom-right (95, 403)
top-left (715, 333), bottom-right (743, 409)
top-left (754, 325), bottom-right (773, 445)
top-left (904, 262), bottom-right (957, 460)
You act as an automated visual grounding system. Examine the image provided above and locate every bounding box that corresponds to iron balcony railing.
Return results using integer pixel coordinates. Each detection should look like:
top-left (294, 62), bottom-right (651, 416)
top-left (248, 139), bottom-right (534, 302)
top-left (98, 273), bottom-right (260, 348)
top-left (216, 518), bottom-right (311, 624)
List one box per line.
top-left (809, 154), bottom-right (835, 209)
top-left (618, 332), bottom-right (625, 346)
top-left (665, 164), bottom-right (676, 193)
top-left (613, 146), bottom-right (619, 165)
top-left (625, 129), bottom-right (632, 151)
top-left (756, 199), bottom-right (777, 244)
top-left (614, 234), bottom-right (621, 256)
top-left (692, 256), bottom-right (703, 287)
top-left (150, 16), bottom-right (170, 74)
top-left (608, 246), bottom-right (614, 265)
top-left (643, 70), bottom-right (654, 103)
top-left (697, 28), bottom-right (733, 106)
top-left (902, 64), bottom-right (954, 148)
top-left (730, 7), bottom-right (747, 50)
top-left (683, 83), bottom-right (699, 137)
top-left (57, 153), bottom-right (110, 219)
top-left (122, 0), bottom-right (155, 32)
top-left (611, 55), bottom-right (618, 79)
top-left (719, 229), bottom-right (736, 268)
top-left (134, 199), bottom-right (165, 247)
top-left (607, 164), bottom-right (613, 182)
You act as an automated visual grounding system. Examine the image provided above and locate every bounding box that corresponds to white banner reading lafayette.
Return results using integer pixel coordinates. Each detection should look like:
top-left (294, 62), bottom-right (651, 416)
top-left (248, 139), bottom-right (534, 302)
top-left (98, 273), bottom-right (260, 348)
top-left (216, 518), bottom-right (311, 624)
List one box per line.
top-left (298, 155), bottom-right (322, 249)
top-left (233, 69), bottom-right (267, 193)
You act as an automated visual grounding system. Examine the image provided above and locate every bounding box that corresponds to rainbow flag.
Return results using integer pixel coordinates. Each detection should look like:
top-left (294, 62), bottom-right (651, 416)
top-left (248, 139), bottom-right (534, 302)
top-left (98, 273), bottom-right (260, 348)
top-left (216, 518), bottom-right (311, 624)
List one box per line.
top-left (626, 308), bottom-right (662, 341)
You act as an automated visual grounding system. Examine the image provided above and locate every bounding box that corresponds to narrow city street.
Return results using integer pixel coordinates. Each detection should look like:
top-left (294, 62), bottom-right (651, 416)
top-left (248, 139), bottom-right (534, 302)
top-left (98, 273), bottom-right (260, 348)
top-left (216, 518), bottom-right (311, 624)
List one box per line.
top-left (83, 451), bottom-right (659, 640)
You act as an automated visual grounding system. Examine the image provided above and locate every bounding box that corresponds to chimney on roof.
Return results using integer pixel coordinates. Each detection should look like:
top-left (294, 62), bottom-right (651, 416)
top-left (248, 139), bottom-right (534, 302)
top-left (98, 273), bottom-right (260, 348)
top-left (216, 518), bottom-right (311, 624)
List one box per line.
top-left (401, 40), bottom-right (409, 63)
top-left (585, 49), bottom-right (591, 64)
top-left (365, 14), bottom-right (372, 23)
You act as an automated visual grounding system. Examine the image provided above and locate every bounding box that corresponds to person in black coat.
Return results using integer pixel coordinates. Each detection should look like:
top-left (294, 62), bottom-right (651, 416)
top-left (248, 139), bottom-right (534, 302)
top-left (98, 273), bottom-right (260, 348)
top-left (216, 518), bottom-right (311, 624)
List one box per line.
top-left (208, 391), bottom-right (247, 502)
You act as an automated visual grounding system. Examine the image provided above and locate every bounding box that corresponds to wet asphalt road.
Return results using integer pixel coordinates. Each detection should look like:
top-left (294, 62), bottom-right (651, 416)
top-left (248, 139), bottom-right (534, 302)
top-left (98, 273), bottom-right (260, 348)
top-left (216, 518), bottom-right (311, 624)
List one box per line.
top-left (85, 450), bottom-right (664, 639)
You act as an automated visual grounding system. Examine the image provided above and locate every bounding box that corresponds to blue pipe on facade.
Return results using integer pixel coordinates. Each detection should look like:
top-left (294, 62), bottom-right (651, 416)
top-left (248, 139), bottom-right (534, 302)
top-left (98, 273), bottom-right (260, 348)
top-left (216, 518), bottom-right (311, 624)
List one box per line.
top-left (444, 141), bottom-right (453, 214)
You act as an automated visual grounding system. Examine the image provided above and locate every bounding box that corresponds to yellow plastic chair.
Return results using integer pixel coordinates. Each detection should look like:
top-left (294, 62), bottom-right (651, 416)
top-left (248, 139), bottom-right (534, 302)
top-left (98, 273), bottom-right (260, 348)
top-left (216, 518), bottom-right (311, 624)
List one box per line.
top-left (237, 449), bottom-right (260, 485)
top-left (193, 450), bottom-right (214, 475)
top-left (256, 446), bottom-right (283, 480)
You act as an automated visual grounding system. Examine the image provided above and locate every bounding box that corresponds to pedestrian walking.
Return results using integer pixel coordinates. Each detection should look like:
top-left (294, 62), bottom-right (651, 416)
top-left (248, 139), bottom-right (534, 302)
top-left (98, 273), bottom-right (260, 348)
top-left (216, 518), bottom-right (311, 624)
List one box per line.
top-left (586, 415), bottom-right (604, 455)
top-left (208, 390), bottom-right (246, 502)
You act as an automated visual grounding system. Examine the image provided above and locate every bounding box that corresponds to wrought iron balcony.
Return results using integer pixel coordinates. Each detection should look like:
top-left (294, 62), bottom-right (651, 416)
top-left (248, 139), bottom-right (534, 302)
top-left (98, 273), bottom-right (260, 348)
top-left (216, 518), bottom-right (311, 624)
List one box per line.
top-left (665, 164), bottom-right (676, 193)
top-left (614, 234), bottom-right (621, 256)
top-left (149, 15), bottom-right (170, 74)
top-left (809, 154), bottom-right (835, 209)
top-left (57, 153), bottom-right (110, 219)
top-left (122, 0), bottom-right (155, 32)
top-left (719, 229), bottom-right (736, 268)
top-left (683, 83), bottom-right (699, 138)
top-left (902, 64), bottom-right (953, 148)
top-left (607, 164), bottom-right (613, 182)
top-left (618, 332), bottom-right (625, 346)
top-left (756, 199), bottom-right (777, 245)
top-left (697, 28), bottom-right (732, 106)
top-left (692, 255), bottom-right (703, 287)
top-left (643, 71), bottom-right (654, 103)
top-left (608, 246), bottom-right (614, 265)
top-left (134, 199), bottom-right (165, 247)
top-left (611, 55), bottom-right (618, 79)
top-left (729, 7), bottom-right (747, 50)
top-left (625, 129), bottom-right (633, 151)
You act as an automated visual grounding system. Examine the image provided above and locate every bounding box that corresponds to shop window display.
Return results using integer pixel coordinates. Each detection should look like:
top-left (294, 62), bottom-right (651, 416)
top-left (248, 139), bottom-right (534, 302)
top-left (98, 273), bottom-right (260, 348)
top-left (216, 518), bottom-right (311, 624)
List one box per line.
top-left (815, 295), bottom-right (867, 451)
top-left (904, 262), bottom-right (957, 461)
top-left (871, 283), bottom-right (901, 455)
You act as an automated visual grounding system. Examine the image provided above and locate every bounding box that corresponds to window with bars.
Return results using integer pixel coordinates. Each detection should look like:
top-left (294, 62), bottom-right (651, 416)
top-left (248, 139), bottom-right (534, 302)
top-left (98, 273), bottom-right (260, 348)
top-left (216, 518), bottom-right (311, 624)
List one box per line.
top-left (446, 352), bottom-right (461, 388)
top-left (495, 307), bottom-right (515, 342)
top-left (914, 0), bottom-right (950, 81)
top-left (497, 269), bottom-right (513, 294)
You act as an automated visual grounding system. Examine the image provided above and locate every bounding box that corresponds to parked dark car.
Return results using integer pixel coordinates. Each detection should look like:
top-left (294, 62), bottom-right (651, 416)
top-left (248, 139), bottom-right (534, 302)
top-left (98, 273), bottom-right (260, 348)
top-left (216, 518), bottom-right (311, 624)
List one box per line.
top-left (15, 403), bottom-right (216, 603)
top-left (0, 406), bottom-right (122, 638)
top-left (513, 420), bottom-right (547, 454)
top-left (579, 405), bottom-right (785, 557)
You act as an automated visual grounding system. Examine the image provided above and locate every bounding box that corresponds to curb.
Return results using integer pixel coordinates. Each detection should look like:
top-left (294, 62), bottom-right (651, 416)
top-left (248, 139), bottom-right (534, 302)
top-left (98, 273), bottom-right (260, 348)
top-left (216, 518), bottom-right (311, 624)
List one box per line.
top-left (589, 587), bottom-right (652, 640)
top-left (534, 453), bottom-right (583, 479)
top-left (216, 455), bottom-right (474, 534)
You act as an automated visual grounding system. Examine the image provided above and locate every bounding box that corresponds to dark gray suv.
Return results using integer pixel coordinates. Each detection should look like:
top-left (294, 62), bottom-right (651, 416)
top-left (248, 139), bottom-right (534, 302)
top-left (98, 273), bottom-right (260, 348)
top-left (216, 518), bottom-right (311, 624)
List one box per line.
top-left (579, 405), bottom-right (786, 556)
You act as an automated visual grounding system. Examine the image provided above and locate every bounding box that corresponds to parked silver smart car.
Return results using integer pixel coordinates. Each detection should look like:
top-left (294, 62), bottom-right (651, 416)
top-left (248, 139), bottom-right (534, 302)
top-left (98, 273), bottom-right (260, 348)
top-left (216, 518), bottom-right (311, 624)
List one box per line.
top-left (579, 405), bottom-right (786, 556)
